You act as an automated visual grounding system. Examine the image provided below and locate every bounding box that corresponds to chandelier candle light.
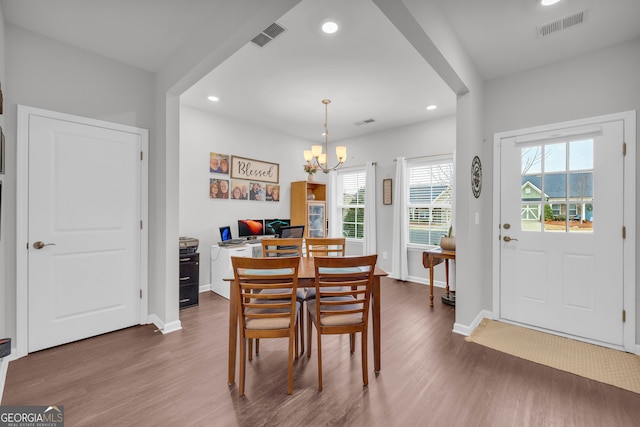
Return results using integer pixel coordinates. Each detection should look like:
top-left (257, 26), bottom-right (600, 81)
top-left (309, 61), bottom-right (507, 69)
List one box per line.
top-left (303, 99), bottom-right (347, 174)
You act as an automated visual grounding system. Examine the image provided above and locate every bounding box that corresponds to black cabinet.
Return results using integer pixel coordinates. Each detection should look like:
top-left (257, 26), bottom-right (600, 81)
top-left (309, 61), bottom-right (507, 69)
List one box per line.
top-left (179, 253), bottom-right (199, 309)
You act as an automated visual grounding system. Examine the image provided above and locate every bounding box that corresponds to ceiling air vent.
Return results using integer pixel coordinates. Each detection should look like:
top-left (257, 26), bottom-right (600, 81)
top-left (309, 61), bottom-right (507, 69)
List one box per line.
top-left (354, 118), bottom-right (376, 126)
top-left (537, 10), bottom-right (587, 38)
top-left (250, 22), bottom-right (287, 47)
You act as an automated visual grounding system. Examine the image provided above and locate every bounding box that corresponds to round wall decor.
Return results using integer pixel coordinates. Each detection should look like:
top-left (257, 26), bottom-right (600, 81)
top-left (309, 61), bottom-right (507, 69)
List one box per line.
top-left (471, 155), bottom-right (482, 198)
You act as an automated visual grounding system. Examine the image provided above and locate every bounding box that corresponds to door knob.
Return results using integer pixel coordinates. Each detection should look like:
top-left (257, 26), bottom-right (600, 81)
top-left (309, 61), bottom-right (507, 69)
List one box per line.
top-left (503, 236), bottom-right (518, 242)
top-left (33, 241), bottom-right (56, 249)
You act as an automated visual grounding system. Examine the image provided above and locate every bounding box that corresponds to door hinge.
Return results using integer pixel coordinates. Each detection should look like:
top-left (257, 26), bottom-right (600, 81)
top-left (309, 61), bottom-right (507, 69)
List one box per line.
top-left (140, 151), bottom-right (143, 161)
top-left (140, 289), bottom-right (143, 299)
top-left (622, 226), bottom-right (626, 239)
top-left (623, 309), bottom-right (626, 323)
top-left (140, 220), bottom-right (143, 230)
top-left (623, 143), bottom-right (627, 156)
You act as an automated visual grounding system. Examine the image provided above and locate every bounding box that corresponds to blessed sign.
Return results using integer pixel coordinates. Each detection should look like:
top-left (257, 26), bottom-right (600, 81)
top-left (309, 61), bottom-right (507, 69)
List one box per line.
top-left (230, 156), bottom-right (279, 184)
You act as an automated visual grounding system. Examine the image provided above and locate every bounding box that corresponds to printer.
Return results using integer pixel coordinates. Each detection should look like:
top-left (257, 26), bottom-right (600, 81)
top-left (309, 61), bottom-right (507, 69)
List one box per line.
top-left (179, 236), bottom-right (199, 255)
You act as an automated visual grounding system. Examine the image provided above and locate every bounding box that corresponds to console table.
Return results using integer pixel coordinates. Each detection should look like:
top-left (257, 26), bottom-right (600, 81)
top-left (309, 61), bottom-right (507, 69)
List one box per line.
top-left (422, 248), bottom-right (456, 307)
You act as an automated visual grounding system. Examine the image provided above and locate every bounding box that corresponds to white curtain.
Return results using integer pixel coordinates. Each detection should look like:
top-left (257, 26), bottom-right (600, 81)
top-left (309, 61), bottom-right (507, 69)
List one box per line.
top-left (363, 162), bottom-right (377, 255)
top-left (327, 170), bottom-right (341, 238)
top-left (390, 157), bottom-right (408, 280)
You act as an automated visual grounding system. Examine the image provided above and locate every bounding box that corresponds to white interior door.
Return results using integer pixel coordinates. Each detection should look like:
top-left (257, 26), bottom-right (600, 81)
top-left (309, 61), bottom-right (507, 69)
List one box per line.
top-left (28, 114), bottom-right (143, 352)
top-left (499, 120), bottom-right (625, 346)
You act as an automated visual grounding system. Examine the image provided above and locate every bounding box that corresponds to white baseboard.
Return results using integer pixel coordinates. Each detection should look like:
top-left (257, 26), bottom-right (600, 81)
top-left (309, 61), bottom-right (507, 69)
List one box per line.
top-left (200, 284), bottom-right (212, 293)
top-left (147, 314), bottom-right (182, 334)
top-left (452, 309), bottom-right (493, 336)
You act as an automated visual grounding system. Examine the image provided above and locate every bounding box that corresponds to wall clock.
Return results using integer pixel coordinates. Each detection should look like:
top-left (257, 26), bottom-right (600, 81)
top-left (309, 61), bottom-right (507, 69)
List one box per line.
top-left (471, 155), bottom-right (482, 198)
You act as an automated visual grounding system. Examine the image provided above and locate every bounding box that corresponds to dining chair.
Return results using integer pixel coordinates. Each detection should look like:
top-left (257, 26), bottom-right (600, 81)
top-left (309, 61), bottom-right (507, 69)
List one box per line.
top-left (305, 237), bottom-right (346, 257)
top-left (261, 237), bottom-right (303, 257)
top-left (231, 255), bottom-right (301, 396)
top-left (306, 254), bottom-right (378, 391)
top-left (254, 237), bottom-right (303, 357)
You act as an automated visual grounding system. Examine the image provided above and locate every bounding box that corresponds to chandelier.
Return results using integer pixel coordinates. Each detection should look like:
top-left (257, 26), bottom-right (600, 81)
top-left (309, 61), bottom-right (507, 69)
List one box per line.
top-left (303, 99), bottom-right (347, 173)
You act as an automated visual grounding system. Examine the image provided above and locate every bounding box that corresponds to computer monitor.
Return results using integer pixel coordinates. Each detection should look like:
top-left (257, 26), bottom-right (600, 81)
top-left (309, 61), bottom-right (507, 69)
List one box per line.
top-left (279, 225), bottom-right (305, 238)
top-left (237, 219), bottom-right (264, 238)
top-left (264, 219), bottom-right (291, 236)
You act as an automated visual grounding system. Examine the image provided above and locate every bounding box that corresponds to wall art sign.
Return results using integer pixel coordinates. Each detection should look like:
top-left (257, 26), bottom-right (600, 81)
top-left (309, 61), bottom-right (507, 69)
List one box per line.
top-left (231, 155), bottom-right (279, 184)
top-left (383, 178), bottom-right (392, 205)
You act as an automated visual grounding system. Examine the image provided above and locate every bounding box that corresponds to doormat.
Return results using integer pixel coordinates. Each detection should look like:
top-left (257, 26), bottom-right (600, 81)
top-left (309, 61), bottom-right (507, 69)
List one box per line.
top-left (466, 318), bottom-right (640, 394)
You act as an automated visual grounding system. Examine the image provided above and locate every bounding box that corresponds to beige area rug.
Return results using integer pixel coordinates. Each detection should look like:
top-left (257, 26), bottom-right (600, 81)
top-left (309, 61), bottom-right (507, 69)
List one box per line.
top-left (466, 318), bottom-right (640, 394)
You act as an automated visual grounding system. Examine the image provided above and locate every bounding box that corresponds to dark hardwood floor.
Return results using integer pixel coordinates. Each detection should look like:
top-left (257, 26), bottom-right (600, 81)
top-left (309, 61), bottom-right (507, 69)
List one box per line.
top-left (3, 278), bottom-right (640, 426)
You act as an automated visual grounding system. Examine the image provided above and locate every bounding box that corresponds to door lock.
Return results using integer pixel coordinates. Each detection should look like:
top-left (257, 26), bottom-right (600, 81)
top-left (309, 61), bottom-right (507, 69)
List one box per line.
top-left (33, 241), bottom-right (56, 249)
top-left (503, 236), bottom-right (518, 242)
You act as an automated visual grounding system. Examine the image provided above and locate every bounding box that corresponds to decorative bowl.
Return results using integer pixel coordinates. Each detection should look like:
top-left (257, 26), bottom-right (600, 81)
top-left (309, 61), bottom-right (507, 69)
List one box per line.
top-left (440, 237), bottom-right (456, 251)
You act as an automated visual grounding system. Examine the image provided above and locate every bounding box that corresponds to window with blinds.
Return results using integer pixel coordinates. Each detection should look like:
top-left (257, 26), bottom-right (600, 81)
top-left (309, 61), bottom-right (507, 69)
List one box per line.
top-left (338, 170), bottom-right (366, 239)
top-left (408, 158), bottom-right (453, 245)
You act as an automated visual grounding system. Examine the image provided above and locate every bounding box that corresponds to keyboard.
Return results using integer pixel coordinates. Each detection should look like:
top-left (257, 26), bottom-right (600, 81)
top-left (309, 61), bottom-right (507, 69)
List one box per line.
top-left (219, 239), bottom-right (246, 246)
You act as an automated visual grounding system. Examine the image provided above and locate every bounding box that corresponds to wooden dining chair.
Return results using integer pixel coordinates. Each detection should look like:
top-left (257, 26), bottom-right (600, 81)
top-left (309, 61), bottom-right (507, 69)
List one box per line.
top-left (305, 237), bottom-right (346, 257)
top-left (261, 238), bottom-right (303, 257)
top-left (231, 255), bottom-right (300, 396)
top-left (306, 254), bottom-right (378, 391)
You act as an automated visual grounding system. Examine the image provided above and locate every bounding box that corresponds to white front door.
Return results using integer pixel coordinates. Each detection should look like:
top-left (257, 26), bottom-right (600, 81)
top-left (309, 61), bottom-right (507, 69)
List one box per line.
top-left (499, 119), bottom-right (626, 346)
top-left (26, 112), bottom-right (144, 352)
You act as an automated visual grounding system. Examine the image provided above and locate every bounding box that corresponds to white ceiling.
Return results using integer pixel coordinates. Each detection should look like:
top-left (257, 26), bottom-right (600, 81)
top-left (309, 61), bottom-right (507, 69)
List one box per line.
top-left (2, 0), bottom-right (639, 143)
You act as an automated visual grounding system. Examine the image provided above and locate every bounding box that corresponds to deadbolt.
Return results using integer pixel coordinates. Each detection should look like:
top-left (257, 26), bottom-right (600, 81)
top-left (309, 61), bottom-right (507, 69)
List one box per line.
top-left (33, 241), bottom-right (56, 249)
top-left (503, 223), bottom-right (511, 229)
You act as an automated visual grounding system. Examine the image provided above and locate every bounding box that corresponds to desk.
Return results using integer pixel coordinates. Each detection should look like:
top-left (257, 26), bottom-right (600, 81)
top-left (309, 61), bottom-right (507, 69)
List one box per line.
top-left (422, 248), bottom-right (456, 307)
top-left (225, 256), bottom-right (388, 385)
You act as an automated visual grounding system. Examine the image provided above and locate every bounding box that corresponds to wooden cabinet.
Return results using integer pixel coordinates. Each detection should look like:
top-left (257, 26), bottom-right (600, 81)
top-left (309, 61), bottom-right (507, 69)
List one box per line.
top-left (290, 181), bottom-right (326, 238)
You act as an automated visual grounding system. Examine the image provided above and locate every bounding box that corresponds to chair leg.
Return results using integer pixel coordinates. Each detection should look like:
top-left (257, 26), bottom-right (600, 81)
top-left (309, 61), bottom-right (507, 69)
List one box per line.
top-left (248, 339), bottom-right (253, 362)
top-left (299, 305), bottom-right (305, 357)
top-left (350, 333), bottom-right (355, 354)
top-left (239, 336), bottom-right (246, 397)
top-left (288, 330), bottom-right (295, 395)
top-left (294, 318), bottom-right (299, 359)
top-left (362, 331), bottom-right (368, 387)
top-left (306, 312), bottom-right (313, 359)
top-left (316, 326), bottom-right (323, 391)
top-left (256, 339), bottom-right (260, 356)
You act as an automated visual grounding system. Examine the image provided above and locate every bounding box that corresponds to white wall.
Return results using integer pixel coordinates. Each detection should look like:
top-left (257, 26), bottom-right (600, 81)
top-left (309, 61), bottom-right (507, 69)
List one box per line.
top-left (336, 115), bottom-right (456, 278)
top-left (2, 24), bottom-right (155, 343)
top-left (484, 36), bottom-right (640, 342)
top-left (179, 105), bottom-right (456, 290)
top-left (0, 3), bottom-right (6, 340)
top-left (179, 105), bottom-right (311, 288)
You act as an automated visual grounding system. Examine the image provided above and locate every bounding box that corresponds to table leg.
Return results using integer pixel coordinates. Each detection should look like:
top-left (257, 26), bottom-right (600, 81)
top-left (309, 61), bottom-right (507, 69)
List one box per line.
top-left (445, 259), bottom-right (450, 298)
top-left (228, 280), bottom-right (237, 385)
top-left (429, 256), bottom-right (434, 307)
top-left (372, 276), bottom-right (381, 373)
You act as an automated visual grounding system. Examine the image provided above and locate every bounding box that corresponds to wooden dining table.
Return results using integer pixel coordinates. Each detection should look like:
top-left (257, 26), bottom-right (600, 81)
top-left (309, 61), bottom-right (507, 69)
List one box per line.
top-left (225, 256), bottom-right (388, 385)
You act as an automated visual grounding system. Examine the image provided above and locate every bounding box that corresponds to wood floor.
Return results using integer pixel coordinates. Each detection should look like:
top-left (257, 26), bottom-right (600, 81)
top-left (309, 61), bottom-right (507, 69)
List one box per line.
top-left (3, 278), bottom-right (640, 426)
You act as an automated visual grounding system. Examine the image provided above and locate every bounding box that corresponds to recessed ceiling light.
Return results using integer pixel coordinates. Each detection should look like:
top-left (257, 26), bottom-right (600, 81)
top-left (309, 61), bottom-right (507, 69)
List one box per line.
top-left (541, 0), bottom-right (561, 6)
top-left (322, 21), bottom-right (339, 34)
top-left (426, 105), bottom-right (438, 111)
top-left (207, 95), bottom-right (219, 102)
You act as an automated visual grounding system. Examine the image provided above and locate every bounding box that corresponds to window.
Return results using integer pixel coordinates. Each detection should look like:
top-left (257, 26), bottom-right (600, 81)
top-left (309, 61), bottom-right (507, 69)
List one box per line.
top-left (337, 169), bottom-right (366, 239)
top-left (407, 157), bottom-right (453, 245)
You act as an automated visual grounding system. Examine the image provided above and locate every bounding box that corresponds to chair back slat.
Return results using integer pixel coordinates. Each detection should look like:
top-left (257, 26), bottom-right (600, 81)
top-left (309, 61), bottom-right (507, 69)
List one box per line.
top-left (312, 255), bottom-right (377, 327)
top-left (261, 238), bottom-right (303, 257)
top-left (232, 256), bottom-right (300, 330)
top-left (305, 237), bottom-right (346, 257)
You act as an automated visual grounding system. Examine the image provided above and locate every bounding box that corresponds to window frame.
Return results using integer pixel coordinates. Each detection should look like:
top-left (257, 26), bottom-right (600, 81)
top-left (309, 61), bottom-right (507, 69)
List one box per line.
top-left (405, 155), bottom-right (454, 248)
top-left (336, 168), bottom-right (366, 241)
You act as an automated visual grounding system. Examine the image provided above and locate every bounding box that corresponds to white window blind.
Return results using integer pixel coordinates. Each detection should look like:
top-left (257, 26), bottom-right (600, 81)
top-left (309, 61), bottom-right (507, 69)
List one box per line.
top-left (338, 170), bottom-right (366, 239)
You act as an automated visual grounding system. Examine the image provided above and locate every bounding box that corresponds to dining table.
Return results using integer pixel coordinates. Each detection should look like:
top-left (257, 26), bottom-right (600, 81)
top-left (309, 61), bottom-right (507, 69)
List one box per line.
top-left (225, 256), bottom-right (388, 385)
